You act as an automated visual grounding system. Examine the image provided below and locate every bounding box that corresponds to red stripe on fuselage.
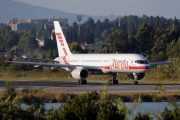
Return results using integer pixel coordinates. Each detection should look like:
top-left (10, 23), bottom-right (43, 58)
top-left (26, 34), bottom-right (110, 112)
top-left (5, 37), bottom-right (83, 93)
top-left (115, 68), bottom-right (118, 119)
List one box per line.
top-left (101, 66), bottom-right (111, 69)
top-left (102, 65), bottom-right (150, 70)
top-left (129, 66), bottom-right (150, 69)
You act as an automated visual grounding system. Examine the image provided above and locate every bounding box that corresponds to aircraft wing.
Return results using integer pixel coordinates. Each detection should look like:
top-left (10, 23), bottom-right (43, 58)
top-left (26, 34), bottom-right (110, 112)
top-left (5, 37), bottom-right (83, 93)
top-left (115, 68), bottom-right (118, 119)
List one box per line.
top-left (8, 61), bottom-right (74, 68)
top-left (149, 61), bottom-right (172, 67)
top-left (7, 61), bottom-right (100, 70)
top-left (8, 61), bottom-right (172, 70)
top-left (23, 58), bottom-right (59, 63)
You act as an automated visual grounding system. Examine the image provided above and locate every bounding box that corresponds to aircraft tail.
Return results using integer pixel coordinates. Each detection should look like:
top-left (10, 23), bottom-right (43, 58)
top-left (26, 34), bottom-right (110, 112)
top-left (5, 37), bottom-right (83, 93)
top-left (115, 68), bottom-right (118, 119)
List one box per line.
top-left (54, 21), bottom-right (72, 56)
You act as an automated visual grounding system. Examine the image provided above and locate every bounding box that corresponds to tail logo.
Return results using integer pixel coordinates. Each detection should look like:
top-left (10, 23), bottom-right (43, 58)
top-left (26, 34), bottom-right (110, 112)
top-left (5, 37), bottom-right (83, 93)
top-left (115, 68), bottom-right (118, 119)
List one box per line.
top-left (56, 32), bottom-right (68, 56)
top-left (56, 33), bottom-right (64, 46)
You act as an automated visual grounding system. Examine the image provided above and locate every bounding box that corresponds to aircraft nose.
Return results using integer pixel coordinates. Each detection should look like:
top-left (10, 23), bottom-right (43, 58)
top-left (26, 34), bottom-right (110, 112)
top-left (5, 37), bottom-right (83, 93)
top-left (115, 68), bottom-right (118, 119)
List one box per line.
top-left (146, 65), bottom-right (150, 69)
top-left (144, 65), bottom-right (150, 72)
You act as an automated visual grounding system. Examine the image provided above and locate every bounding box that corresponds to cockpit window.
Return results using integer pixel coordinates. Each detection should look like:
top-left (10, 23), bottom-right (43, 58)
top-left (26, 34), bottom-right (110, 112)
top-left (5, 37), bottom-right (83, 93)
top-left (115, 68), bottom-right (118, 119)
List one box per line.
top-left (135, 60), bottom-right (149, 64)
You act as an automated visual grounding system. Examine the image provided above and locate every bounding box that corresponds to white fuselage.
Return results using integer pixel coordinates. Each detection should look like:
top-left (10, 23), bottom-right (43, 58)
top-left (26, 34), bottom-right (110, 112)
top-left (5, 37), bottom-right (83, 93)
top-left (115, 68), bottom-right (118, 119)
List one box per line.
top-left (54, 53), bottom-right (150, 73)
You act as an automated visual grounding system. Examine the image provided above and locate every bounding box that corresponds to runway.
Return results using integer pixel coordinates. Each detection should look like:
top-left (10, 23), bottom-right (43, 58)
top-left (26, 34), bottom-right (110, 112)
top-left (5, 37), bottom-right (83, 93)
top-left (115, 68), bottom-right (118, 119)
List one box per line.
top-left (0, 80), bottom-right (180, 93)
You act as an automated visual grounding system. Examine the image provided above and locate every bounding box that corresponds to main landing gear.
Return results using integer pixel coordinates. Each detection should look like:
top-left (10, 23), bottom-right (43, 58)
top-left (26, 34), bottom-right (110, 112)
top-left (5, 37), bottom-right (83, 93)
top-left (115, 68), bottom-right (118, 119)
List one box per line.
top-left (111, 73), bottom-right (118, 84)
top-left (77, 79), bottom-right (87, 85)
top-left (133, 73), bottom-right (138, 85)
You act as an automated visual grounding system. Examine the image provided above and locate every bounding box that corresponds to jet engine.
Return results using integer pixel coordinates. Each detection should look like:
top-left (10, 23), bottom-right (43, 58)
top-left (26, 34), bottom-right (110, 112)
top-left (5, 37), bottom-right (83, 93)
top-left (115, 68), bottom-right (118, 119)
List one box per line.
top-left (70, 68), bottom-right (88, 79)
top-left (127, 73), bottom-right (145, 80)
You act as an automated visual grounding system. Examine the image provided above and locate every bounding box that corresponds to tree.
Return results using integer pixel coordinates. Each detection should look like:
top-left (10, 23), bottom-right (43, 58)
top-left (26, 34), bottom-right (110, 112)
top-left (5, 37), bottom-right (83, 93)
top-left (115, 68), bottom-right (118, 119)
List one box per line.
top-left (85, 17), bottom-right (95, 32)
top-left (150, 27), bottom-right (180, 61)
top-left (59, 92), bottom-right (99, 120)
top-left (0, 85), bottom-right (37, 119)
top-left (43, 38), bottom-right (57, 50)
top-left (160, 107), bottom-right (180, 120)
top-left (18, 31), bottom-right (38, 54)
top-left (0, 36), bottom-right (2, 50)
top-left (5, 50), bottom-right (13, 61)
top-left (166, 38), bottom-right (180, 59)
top-left (101, 29), bottom-right (112, 41)
top-left (102, 18), bottom-right (111, 29)
top-left (0, 26), bottom-right (19, 51)
top-left (173, 16), bottom-right (179, 28)
top-left (106, 29), bottom-right (129, 53)
top-left (84, 29), bottom-right (95, 44)
top-left (49, 91), bottom-right (127, 120)
top-left (133, 113), bottom-right (153, 120)
top-left (94, 20), bottom-right (103, 38)
top-left (45, 49), bottom-right (58, 59)
top-left (69, 42), bottom-right (87, 53)
top-left (0, 55), bottom-right (6, 69)
top-left (135, 23), bottom-right (154, 55)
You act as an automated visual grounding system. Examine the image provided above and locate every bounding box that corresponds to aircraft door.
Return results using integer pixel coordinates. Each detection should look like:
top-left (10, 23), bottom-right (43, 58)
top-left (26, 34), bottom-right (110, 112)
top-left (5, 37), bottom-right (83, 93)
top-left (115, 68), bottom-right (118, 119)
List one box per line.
top-left (109, 58), bottom-right (114, 69)
top-left (129, 59), bottom-right (133, 65)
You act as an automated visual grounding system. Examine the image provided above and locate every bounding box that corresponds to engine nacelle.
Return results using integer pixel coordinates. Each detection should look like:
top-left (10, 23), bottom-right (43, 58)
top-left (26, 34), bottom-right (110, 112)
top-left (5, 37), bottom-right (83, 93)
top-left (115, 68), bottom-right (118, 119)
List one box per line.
top-left (70, 68), bottom-right (88, 79)
top-left (127, 73), bottom-right (145, 80)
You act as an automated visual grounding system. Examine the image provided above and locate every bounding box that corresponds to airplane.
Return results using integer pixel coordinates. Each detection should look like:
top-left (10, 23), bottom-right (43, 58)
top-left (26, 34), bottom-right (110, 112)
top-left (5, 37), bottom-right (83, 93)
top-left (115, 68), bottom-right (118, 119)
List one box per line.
top-left (8, 21), bottom-right (172, 85)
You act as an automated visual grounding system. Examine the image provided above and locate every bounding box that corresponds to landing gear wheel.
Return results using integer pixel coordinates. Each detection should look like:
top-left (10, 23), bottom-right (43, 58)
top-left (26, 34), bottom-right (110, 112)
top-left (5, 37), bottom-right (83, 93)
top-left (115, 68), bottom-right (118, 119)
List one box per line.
top-left (83, 80), bottom-right (87, 84)
top-left (78, 79), bottom-right (87, 85)
top-left (132, 73), bottom-right (139, 85)
top-left (112, 79), bottom-right (118, 84)
top-left (133, 81), bottom-right (138, 85)
top-left (78, 80), bottom-right (81, 84)
top-left (111, 73), bottom-right (118, 85)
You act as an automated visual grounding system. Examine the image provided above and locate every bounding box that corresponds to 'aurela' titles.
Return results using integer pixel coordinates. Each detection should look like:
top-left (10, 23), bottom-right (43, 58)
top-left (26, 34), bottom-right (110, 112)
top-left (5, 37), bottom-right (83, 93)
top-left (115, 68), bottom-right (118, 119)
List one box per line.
top-left (110, 59), bottom-right (129, 69)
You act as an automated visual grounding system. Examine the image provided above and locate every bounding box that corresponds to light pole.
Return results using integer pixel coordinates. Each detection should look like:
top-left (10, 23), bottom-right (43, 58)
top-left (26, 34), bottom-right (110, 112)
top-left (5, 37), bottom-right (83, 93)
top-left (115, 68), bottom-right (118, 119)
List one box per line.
top-left (77, 15), bottom-right (82, 35)
top-left (77, 15), bottom-right (82, 43)
top-left (119, 17), bottom-right (121, 28)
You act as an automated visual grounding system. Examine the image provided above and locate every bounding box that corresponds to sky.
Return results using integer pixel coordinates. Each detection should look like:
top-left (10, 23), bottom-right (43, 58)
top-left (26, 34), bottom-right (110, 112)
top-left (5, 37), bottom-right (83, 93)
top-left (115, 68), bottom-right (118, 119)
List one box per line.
top-left (15, 0), bottom-right (180, 19)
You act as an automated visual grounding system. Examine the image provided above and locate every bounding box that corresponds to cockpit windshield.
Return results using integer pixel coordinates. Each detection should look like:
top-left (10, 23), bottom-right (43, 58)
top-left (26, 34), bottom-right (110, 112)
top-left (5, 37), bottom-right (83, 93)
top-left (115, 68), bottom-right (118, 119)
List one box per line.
top-left (135, 60), bottom-right (149, 64)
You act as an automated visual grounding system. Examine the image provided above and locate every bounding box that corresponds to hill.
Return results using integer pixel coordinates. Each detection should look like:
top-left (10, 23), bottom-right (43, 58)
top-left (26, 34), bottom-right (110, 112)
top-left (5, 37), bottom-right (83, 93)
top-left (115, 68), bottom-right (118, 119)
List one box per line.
top-left (0, 0), bottom-right (117, 24)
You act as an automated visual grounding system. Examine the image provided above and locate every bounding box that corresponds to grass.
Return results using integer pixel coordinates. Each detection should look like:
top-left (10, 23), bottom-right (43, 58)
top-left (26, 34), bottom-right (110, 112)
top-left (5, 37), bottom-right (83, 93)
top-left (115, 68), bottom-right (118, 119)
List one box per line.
top-left (0, 79), bottom-right (180, 103)
top-left (1, 65), bottom-right (180, 84)
top-left (1, 86), bottom-right (179, 103)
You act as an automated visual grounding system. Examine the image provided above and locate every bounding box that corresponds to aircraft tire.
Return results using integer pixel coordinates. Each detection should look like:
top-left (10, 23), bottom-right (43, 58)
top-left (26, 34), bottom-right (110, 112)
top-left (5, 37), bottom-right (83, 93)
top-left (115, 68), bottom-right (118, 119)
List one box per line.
top-left (78, 79), bottom-right (87, 85)
top-left (115, 80), bottom-right (118, 84)
top-left (136, 81), bottom-right (138, 85)
top-left (78, 80), bottom-right (81, 84)
top-left (133, 81), bottom-right (138, 85)
top-left (83, 80), bottom-right (87, 84)
top-left (112, 79), bottom-right (118, 84)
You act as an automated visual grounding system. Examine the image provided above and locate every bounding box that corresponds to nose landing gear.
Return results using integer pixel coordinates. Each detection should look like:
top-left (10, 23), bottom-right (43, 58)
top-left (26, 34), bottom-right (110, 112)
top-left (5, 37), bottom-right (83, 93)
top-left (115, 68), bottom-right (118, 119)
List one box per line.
top-left (133, 73), bottom-right (138, 85)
